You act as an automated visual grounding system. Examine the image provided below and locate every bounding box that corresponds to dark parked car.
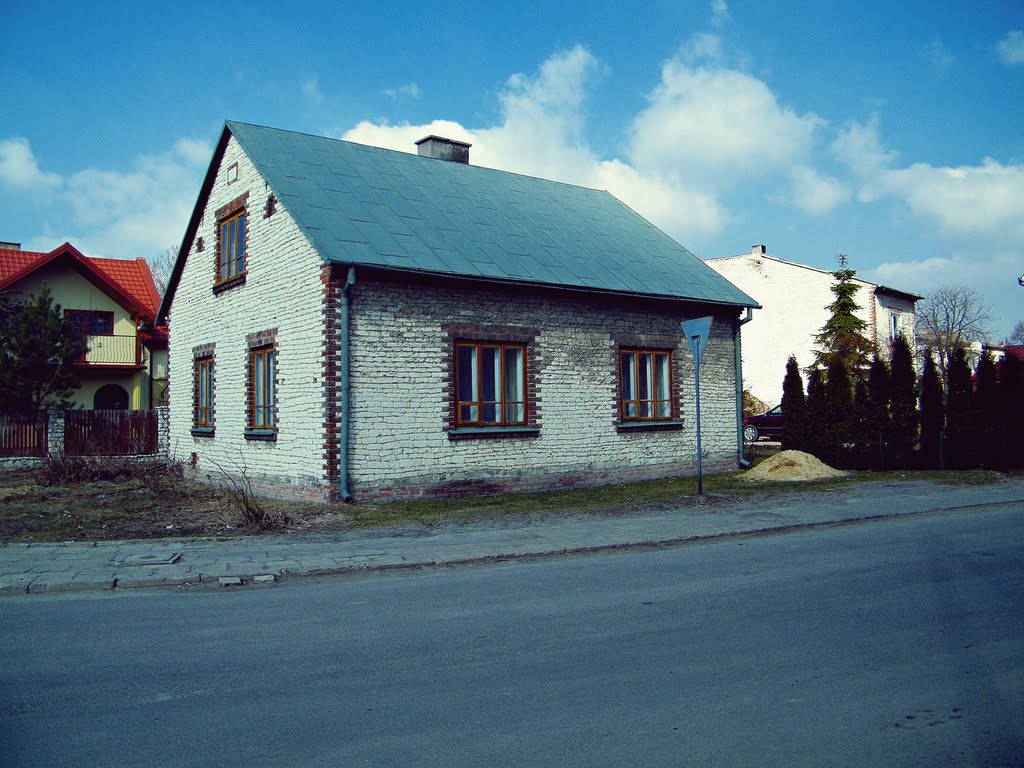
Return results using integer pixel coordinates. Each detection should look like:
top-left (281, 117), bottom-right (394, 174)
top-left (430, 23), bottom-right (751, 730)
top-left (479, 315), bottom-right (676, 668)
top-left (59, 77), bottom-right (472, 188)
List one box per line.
top-left (743, 404), bottom-right (783, 442)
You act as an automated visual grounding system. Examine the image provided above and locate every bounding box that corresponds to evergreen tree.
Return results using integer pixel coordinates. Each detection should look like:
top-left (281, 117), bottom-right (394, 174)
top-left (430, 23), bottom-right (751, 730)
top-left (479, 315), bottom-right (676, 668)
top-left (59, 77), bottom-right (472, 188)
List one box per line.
top-left (918, 353), bottom-right (944, 469)
top-left (805, 368), bottom-right (828, 462)
top-left (0, 288), bottom-right (85, 413)
top-left (812, 254), bottom-right (874, 378)
top-left (780, 355), bottom-right (806, 451)
top-left (1000, 354), bottom-right (1024, 468)
top-left (945, 347), bottom-right (973, 469)
top-left (866, 356), bottom-right (890, 469)
top-left (850, 377), bottom-right (873, 469)
top-left (888, 336), bottom-right (917, 469)
top-left (824, 357), bottom-right (853, 467)
top-left (973, 352), bottom-right (1001, 469)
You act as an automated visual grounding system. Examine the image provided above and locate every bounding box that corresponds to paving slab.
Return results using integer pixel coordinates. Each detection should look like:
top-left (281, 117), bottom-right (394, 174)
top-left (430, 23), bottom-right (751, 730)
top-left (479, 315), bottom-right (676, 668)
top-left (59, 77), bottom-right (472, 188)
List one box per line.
top-left (0, 478), bottom-right (1021, 596)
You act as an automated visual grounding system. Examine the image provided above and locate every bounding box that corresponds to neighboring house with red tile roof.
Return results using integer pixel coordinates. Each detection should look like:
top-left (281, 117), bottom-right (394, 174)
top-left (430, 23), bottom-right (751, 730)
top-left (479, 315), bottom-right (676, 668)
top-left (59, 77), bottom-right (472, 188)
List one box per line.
top-left (0, 241), bottom-right (167, 410)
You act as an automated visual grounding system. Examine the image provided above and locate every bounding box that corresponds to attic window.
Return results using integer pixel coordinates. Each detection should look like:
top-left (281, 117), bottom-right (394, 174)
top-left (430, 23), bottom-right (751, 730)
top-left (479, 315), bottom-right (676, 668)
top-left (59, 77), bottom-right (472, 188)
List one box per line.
top-left (226, 163), bottom-right (239, 184)
top-left (214, 193), bottom-right (248, 292)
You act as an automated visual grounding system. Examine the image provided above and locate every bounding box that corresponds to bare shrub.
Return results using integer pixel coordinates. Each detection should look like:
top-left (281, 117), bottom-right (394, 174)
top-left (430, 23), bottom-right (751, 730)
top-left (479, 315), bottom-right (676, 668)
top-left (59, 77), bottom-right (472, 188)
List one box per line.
top-left (206, 455), bottom-right (288, 531)
top-left (37, 454), bottom-right (138, 485)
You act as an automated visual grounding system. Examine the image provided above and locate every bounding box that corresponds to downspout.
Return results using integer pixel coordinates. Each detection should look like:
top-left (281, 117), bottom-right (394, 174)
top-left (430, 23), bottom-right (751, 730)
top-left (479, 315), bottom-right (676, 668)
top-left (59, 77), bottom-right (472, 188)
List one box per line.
top-left (339, 266), bottom-right (356, 502)
top-left (736, 308), bottom-right (754, 468)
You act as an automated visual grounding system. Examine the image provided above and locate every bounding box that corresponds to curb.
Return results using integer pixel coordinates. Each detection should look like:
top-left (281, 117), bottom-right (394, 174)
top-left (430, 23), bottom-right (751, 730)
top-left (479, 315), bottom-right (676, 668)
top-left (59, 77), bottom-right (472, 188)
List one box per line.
top-left (3, 497), bottom-right (1021, 597)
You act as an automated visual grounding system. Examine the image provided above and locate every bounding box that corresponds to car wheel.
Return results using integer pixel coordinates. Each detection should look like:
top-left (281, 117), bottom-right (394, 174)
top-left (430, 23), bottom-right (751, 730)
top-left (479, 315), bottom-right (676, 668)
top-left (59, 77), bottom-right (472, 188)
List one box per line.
top-left (743, 425), bottom-right (759, 442)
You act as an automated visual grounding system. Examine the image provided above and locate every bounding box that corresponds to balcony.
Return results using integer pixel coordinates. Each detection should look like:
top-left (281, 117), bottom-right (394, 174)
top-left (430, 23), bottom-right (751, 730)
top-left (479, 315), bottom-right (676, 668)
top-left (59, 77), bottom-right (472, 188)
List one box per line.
top-left (79, 334), bottom-right (141, 367)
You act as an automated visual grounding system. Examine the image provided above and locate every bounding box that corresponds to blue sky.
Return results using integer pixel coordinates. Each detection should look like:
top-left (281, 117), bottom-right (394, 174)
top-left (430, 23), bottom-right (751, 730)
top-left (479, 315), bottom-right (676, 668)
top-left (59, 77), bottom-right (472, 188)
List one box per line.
top-left (2, 0), bottom-right (1022, 339)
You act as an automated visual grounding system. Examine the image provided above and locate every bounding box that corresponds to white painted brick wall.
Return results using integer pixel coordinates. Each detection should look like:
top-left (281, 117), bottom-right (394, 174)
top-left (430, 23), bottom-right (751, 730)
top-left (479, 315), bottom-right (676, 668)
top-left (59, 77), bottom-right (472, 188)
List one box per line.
top-left (166, 136), bottom-right (329, 497)
top-left (346, 278), bottom-right (741, 497)
top-left (707, 253), bottom-right (918, 406)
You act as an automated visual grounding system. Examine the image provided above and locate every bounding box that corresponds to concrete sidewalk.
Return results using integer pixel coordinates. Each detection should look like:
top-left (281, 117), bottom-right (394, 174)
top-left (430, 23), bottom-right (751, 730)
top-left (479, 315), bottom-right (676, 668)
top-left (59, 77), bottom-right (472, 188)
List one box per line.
top-left (2, 477), bottom-right (1022, 596)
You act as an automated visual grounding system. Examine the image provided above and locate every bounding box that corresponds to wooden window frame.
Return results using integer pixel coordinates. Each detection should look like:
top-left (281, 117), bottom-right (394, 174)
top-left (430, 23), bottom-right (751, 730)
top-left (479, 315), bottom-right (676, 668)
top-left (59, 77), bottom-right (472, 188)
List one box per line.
top-left (194, 356), bottom-right (214, 429)
top-left (619, 348), bottom-right (675, 422)
top-left (65, 309), bottom-right (115, 336)
top-left (454, 341), bottom-right (529, 427)
top-left (249, 345), bottom-right (277, 433)
top-left (214, 192), bottom-right (249, 292)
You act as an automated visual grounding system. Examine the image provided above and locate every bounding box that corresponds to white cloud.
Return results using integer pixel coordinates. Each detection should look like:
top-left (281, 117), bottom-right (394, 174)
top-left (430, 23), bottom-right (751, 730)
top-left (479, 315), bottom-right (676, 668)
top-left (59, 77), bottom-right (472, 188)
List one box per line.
top-left (834, 116), bottom-right (1024, 240)
top-left (627, 38), bottom-right (823, 189)
top-left (788, 165), bottom-right (850, 214)
top-left (302, 78), bottom-right (325, 106)
top-left (710, 0), bottom-right (729, 29)
top-left (0, 136), bottom-right (210, 261)
top-left (341, 46), bottom-right (728, 241)
top-left (382, 82), bottom-right (423, 100)
top-left (922, 39), bottom-right (953, 71)
top-left (0, 137), bottom-right (62, 191)
top-left (996, 30), bottom-right (1024, 66)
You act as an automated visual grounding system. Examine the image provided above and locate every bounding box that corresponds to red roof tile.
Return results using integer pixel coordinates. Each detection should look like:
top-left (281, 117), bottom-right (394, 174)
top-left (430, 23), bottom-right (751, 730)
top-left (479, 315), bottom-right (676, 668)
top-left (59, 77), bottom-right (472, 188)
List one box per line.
top-left (0, 246), bottom-right (161, 321)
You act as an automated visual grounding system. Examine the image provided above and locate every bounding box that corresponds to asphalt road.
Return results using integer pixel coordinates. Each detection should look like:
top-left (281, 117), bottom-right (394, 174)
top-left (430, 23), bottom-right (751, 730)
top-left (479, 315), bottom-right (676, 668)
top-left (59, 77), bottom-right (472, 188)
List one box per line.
top-left (1, 505), bottom-right (1022, 767)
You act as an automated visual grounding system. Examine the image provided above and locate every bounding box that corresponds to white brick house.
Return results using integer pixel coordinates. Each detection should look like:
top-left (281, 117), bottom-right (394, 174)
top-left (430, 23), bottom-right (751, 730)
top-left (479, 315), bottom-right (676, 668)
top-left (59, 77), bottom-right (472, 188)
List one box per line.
top-left (705, 246), bottom-right (921, 407)
top-left (158, 122), bottom-right (758, 502)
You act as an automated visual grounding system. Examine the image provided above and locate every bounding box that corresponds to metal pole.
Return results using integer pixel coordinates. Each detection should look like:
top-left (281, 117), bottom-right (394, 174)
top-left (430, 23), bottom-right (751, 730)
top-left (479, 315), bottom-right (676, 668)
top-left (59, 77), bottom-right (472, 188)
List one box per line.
top-left (695, 337), bottom-right (703, 497)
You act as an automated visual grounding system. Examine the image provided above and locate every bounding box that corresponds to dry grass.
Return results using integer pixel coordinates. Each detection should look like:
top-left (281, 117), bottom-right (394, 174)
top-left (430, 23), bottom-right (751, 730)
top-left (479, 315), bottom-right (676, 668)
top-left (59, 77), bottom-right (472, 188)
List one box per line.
top-left (0, 455), bottom-right (1010, 543)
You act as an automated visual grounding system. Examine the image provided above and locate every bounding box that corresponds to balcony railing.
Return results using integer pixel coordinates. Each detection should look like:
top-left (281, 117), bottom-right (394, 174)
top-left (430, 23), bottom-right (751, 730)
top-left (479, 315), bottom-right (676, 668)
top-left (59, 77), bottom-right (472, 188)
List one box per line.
top-left (81, 334), bottom-right (140, 366)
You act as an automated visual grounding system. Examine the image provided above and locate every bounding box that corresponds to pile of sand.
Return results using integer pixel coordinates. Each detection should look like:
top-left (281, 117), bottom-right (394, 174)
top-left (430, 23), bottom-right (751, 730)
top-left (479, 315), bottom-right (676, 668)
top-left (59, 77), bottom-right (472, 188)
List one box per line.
top-left (740, 450), bottom-right (847, 482)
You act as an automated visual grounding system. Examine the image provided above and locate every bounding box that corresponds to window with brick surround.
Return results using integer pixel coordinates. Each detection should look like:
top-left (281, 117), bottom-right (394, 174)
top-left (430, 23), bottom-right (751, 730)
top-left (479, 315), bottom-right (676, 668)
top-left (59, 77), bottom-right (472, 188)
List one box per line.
top-left (214, 192), bottom-right (248, 290)
top-left (194, 356), bottom-right (214, 429)
top-left (250, 345), bottom-right (276, 431)
top-left (620, 349), bottom-right (673, 421)
top-left (455, 342), bottom-right (528, 426)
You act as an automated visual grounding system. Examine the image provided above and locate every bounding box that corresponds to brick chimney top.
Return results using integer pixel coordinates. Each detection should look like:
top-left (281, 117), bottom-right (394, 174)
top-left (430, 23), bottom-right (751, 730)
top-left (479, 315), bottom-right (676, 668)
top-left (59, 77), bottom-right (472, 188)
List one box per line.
top-left (415, 136), bottom-right (471, 164)
top-left (751, 244), bottom-right (767, 256)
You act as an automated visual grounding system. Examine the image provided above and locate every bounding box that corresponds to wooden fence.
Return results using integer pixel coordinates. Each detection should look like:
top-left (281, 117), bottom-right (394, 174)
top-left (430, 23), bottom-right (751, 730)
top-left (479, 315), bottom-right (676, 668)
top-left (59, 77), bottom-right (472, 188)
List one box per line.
top-left (0, 413), bottom-right (48, 457)
top-left (63, 410), bottom-right (159, 456)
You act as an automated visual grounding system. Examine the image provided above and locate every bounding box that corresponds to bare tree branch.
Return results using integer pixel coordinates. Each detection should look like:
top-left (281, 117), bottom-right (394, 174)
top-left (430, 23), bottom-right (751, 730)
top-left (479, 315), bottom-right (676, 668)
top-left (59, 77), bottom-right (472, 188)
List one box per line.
top-left (916, 284), bottom-right (994, 384)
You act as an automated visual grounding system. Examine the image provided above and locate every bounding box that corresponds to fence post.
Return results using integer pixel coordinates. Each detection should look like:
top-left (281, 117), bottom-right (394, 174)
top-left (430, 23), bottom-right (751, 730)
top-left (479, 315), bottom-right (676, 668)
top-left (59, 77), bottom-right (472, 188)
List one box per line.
top-left (46, 409), bottom-right (65, 457)
top-left (155, 406), bottom-right (170, 456)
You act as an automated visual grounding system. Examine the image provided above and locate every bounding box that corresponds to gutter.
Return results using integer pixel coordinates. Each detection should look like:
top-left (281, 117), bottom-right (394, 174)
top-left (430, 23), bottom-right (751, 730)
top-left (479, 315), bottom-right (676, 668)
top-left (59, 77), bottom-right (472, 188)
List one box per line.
top-left (339, 266), bottom-right (356, 502)
top-left (736, 308), bottom-right (754, 469)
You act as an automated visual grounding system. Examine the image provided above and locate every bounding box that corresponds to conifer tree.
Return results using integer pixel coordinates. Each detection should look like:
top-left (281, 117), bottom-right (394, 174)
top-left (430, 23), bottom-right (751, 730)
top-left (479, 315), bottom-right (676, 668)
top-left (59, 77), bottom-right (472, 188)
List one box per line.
top-left (813, 254), bottom-right (874, 378)
top-left (945, 347), bottom-right (973, 468)
top-left (973, 352), bottom-right (1001, 469)
top-left (999, 354), bottom-right (1024, 468)
top-left (805, 368), bottom-right (828, 462)
top-left (866, 356), bottom-right (890, 469)
top-left (851, 377), bottom-right (873, 469)
top-left (824, 358), bottom-right (853, 467)
top-left (0, 288), bottom-right (85, 413)
top-left (918, 353), bottom-right (944, 469)
top-left (888, 336), bottom-right (917, 469)
top-left (780, 355), bottom-right (806, 451)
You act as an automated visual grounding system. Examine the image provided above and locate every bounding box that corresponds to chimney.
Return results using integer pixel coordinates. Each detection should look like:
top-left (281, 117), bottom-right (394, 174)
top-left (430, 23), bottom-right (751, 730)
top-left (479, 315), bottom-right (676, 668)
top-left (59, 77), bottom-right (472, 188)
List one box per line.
top-left (751, 244), bottom-right (767, 256)
top-left (415, 136), bottom-right (471, 164)
top-left (0, 241), bottom-right (21, 251)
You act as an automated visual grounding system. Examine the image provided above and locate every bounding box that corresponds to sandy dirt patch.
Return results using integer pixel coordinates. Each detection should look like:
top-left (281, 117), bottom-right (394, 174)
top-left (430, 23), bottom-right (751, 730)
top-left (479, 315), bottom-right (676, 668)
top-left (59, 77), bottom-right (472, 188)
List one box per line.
top-left (741, 450), bottom-right (848, 482)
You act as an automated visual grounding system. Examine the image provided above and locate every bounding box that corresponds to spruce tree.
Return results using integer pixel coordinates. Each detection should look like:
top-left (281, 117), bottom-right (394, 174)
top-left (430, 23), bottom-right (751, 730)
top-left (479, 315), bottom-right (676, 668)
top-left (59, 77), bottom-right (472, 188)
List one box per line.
top-left (813, 254), bottom-right (874, 378)
top-left (824, 357), bottom-right (853, 467)
top-left (805, 368), bottom-right (828, 462)
top-left (945, 347), bottom-right (973, 469)
top-left (0, 288), bottom-right (85, 413)
top-left (973, 352), bottom-right (1001, 469)
top-left (918, 353), bottom-right (944, 469)
top-left (780, 355), bottom-right (806, 451)
top-left (888, 336), bottom-right (917, 469)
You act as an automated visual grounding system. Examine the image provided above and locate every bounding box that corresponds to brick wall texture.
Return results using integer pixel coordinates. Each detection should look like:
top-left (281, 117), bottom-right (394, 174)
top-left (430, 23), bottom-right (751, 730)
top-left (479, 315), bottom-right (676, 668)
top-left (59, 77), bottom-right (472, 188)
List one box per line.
top-left (167, 135), bottom-right (745, 503)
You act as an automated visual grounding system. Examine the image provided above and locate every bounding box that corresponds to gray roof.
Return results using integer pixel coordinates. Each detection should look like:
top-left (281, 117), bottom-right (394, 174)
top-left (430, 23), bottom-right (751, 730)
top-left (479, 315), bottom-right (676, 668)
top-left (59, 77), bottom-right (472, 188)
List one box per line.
top-left (225, 121), bottom-right (757, 308)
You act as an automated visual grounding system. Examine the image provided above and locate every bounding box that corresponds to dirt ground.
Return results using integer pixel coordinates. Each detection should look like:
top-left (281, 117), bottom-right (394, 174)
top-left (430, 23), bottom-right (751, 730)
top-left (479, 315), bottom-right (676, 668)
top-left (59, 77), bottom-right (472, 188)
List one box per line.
top-left (0, 464), bottom-right (352, 542)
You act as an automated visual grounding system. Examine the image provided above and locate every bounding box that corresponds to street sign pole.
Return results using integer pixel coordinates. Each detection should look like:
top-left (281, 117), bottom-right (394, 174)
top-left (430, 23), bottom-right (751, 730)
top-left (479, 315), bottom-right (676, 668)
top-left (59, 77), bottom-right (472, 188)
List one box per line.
top-left (681, 317), bottom-right (713, 498)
